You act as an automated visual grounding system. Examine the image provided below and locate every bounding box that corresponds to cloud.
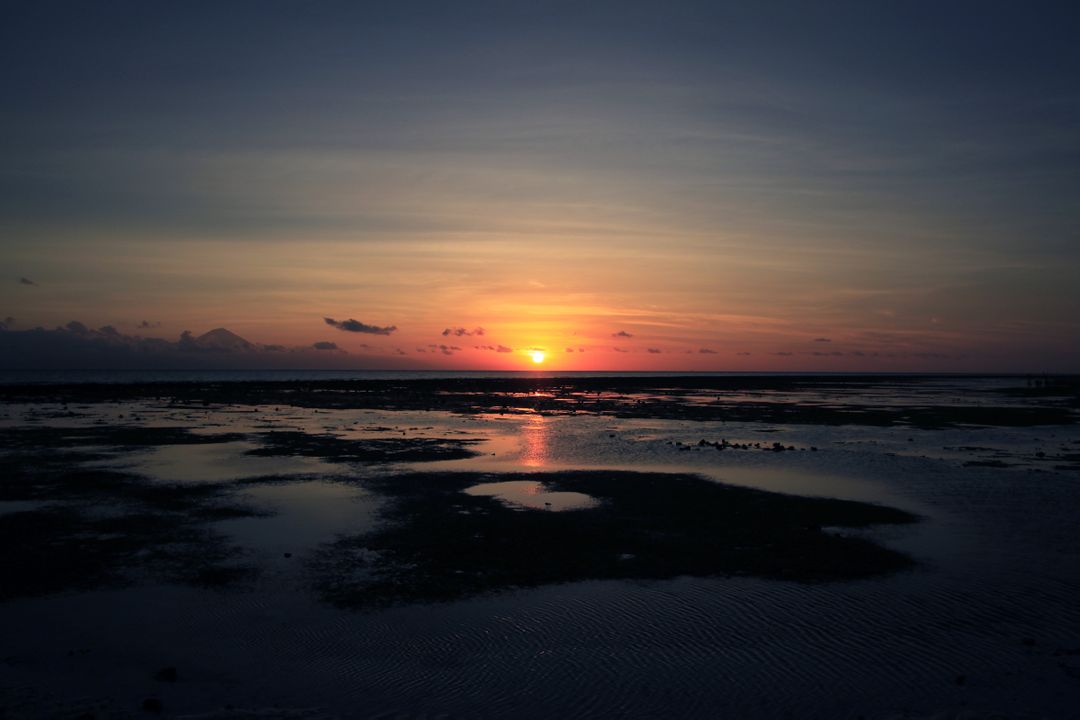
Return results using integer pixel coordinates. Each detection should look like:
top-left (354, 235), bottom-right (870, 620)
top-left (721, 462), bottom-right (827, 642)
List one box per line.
top-left (442, 326), bottom-right (485, 337)
top-left (137, 320), bottom-right (161, 329)
top-left (736, 352), bottom-right (751, 356)
top-left (698, 348), bottom-right (717, 354)
top-left (647, 348), bottom-right (662, 354)
top-left (613, 347), bottom-right (629, 353)
top-left (0, 321), bottom-right (427, 370)
top-left (18, 277), bottom-right (37, 286)
top-left (438, 344), bottom-right (461, 356)
top-left (773, 351), bottom-right (794, 356)
top-left (612, 331), bottom-right (633, 338)
top-left (565, 347), bottom-right (575, 353)
top-left (324, 317), bottom-right (397, 335)
top-left (813, 337), bottom-right (832, 343)
top-left (475, 344), bottom-right (512, 353)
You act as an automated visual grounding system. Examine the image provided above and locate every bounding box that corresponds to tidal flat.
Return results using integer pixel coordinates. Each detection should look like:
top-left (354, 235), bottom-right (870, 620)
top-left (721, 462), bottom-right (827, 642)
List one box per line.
top-left (1, 375), bottom-right (1079, 718)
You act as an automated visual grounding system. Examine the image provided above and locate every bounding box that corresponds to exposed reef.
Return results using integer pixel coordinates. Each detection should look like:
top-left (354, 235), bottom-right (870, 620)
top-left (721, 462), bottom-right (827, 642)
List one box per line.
top-left (3, 375), bottom-right (1077, 428)
top-left (247, 430), bottom-right (479, 463)
top-left (312, 470), bottom-right (918, 608)
top-left (0, 426), bottom-right (263, 600)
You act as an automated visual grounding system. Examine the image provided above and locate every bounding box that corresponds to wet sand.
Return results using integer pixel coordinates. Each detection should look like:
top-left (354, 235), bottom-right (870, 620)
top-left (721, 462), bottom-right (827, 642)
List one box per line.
top-left (1, 375), bottom-right (1079, 718)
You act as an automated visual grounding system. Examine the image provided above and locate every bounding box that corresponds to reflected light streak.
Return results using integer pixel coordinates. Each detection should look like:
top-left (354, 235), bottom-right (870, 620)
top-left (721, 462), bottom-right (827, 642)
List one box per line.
top-left (520, 414), bottom-right (550, 468)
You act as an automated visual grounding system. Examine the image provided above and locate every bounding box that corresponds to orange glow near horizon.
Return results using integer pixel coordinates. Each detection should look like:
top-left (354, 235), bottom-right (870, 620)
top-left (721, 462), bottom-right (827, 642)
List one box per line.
top-left (8, 240), bottom-right (1068, 373)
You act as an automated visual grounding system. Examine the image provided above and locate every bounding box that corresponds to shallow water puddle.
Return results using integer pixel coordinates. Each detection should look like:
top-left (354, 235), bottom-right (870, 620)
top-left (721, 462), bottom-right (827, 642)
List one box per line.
top-left (220, 480), bottom-right (378, 555)
top-left (410, 413), bottom-right (916, 510)
top-left (105, 441), bottom-right (333, 483)
top-left (464, 480), bottom-right (599, 511)
top-left (0, 500), bottom-right (49, 516)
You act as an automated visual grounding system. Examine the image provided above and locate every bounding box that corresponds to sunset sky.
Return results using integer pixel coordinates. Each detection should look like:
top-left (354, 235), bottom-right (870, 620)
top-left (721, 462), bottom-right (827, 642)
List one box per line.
top-left (2, 1), bottom-right (1078, 371)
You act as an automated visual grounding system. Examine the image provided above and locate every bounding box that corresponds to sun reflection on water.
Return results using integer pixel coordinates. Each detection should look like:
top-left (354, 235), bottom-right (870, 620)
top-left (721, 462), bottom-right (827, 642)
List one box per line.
top-left (521, 413), bottom-right (549, 467)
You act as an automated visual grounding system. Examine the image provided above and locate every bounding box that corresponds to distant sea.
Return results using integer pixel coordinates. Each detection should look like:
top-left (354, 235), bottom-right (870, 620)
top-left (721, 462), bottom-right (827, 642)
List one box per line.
top-left (0, 368), bottom-right (1033, 385)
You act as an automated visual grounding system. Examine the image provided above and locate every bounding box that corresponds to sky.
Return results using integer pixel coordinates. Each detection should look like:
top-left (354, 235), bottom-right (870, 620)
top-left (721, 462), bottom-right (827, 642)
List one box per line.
top-left (2, 0), bottom-right (1078, 371)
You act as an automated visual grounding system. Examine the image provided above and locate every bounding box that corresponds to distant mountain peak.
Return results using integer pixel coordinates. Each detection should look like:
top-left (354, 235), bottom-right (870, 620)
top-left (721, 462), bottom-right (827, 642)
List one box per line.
top-left (194, 327), bottom-right (254, 351)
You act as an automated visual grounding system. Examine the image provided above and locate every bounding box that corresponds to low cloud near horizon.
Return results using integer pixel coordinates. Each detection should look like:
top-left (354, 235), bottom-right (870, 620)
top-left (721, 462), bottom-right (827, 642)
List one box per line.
top-left (324, 317), bottom-right (397, 335)
top-left (443, 327), bottom-right (484, 337)
top-left (0, 322), bottom-right (423, 370)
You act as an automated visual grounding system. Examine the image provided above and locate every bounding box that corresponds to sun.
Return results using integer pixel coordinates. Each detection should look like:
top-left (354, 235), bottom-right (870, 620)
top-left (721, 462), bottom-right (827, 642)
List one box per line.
top-left (530, 350), bottom-right (546, 364)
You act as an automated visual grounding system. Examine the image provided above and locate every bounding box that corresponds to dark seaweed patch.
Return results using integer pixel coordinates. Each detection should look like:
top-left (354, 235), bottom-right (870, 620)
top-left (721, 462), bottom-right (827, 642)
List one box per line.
top-left (0, 424), bottom-right (245, 452)
top-left (4, 375), bottom-right (1076, 428)
top-left (247, 431), bottom-right (479, 463)
top-left (0, 437), bottom-right (265, 600)
top-left (312, 470), bottom-right (918, 608)
top-left (0, 500), bottom-right (261, 601)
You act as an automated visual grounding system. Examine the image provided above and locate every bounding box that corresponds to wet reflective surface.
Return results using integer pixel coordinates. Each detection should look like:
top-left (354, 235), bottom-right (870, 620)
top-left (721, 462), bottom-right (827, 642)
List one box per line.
top-left (1, 376), bottom-right (1079, 718)
top-left (100, 440), bottom-right (335, 483)
top-left (464, 480), bottom-right (600, 511)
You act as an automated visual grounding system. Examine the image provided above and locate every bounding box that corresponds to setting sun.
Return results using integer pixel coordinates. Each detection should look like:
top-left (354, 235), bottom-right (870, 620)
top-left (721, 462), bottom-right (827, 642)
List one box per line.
top-left (530, 350), bottom-right (546, 364)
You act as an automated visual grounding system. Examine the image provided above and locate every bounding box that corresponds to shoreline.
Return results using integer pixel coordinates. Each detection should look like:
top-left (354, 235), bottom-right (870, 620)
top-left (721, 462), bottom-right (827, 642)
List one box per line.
top-left (3, 375), bottom-right (1077, 429)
